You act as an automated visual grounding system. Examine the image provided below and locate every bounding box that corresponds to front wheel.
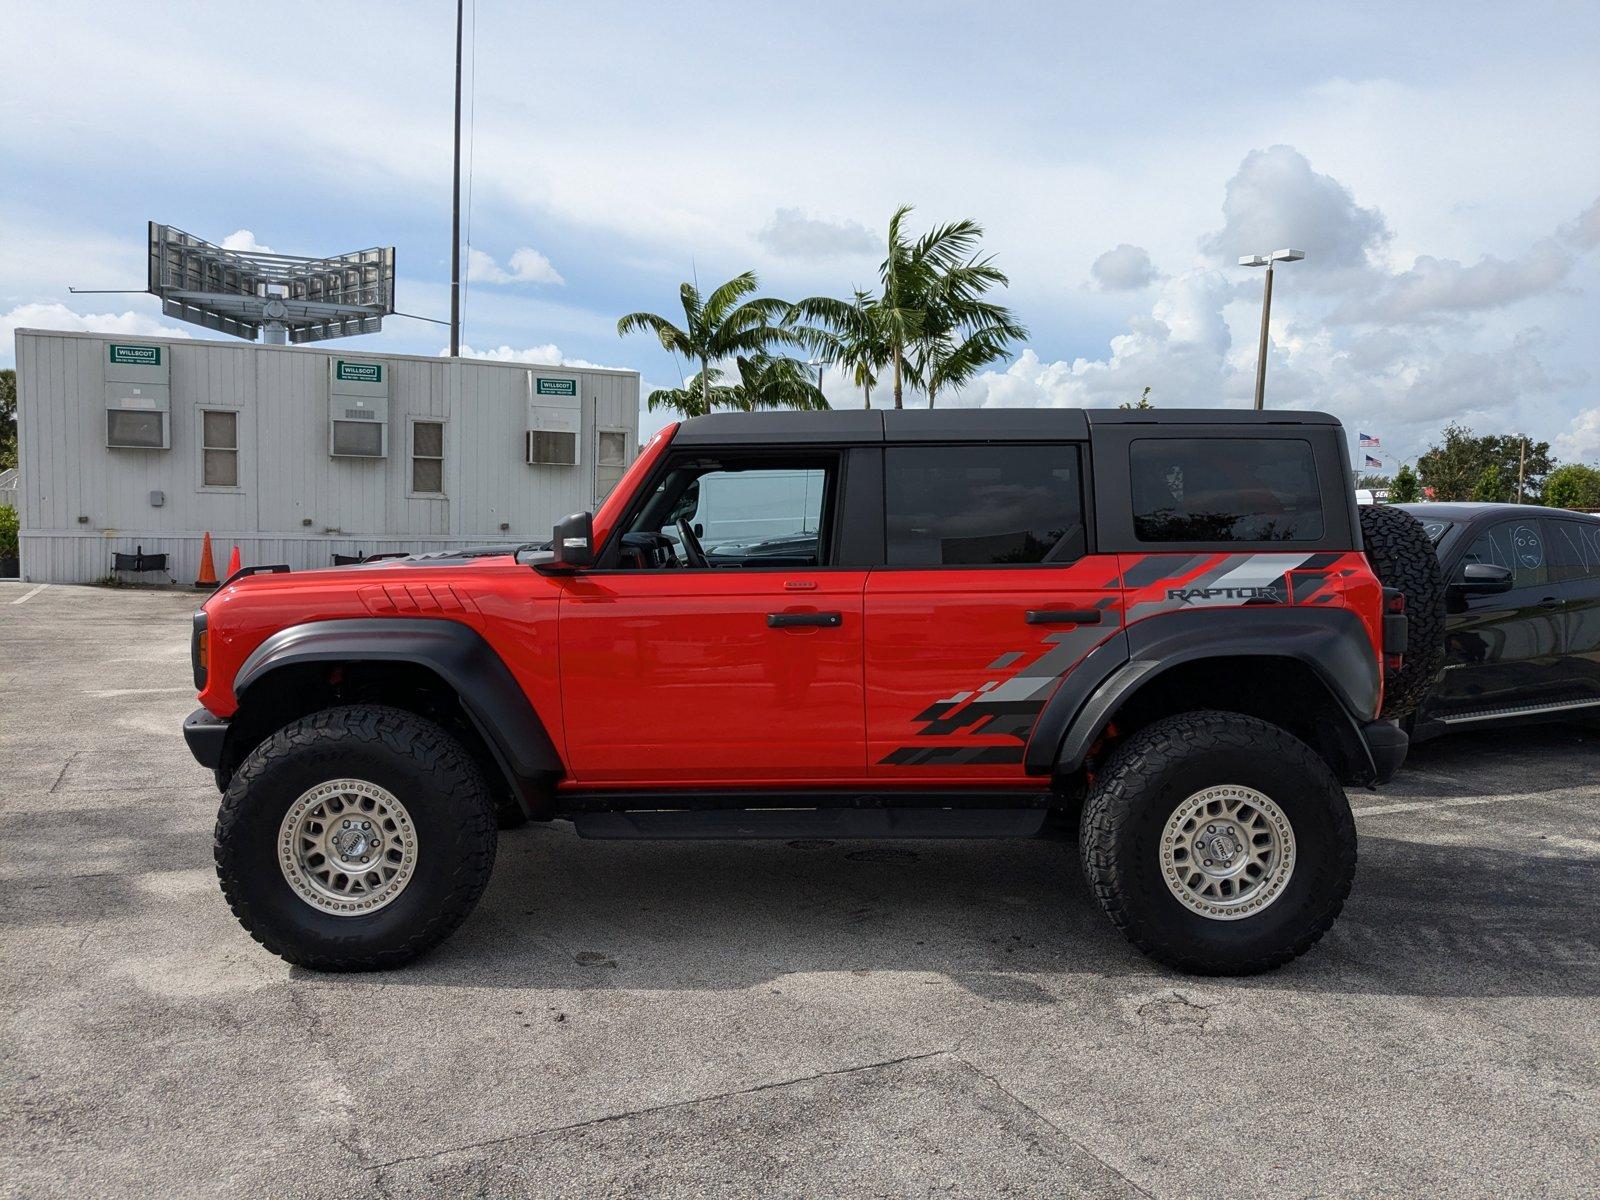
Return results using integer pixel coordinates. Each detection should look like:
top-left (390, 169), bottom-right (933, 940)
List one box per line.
top-left (214, 705), bottom-right (498, 971)
top-left (1080, 711), bottom-right (1356, 975)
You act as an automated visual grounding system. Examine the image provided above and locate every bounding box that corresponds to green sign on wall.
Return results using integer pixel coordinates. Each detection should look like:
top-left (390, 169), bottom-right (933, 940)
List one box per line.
top-left (109, 344), bottom-right (161, 366)
top-left (535, 377), bottom-right (577, 397)
top-left (336, 361), bottom-right (382, 383)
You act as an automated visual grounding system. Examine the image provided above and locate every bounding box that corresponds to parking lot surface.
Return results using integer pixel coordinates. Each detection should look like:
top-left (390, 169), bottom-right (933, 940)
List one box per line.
top-left (2, 581), bottom-right (1598, 1198)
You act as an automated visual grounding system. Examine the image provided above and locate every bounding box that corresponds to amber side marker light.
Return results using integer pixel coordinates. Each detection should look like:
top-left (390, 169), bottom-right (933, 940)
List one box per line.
top-left (191, 612), bottom-right (209, 689)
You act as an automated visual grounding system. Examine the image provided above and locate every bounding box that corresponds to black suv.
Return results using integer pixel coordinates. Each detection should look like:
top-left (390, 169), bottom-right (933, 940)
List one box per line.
top-left (1399, 502), bottom-right (1600, 738)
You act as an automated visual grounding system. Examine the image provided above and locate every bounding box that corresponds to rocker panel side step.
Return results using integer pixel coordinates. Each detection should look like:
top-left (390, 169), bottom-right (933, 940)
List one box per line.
top-left (570, 807), bottom-right (1049, 840)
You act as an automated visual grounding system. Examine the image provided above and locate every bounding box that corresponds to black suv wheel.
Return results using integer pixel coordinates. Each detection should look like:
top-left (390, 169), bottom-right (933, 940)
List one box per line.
top-left (214, 705), bottom-right (497, 971)
top-left (1081, 711), bottom-right (1356, 975)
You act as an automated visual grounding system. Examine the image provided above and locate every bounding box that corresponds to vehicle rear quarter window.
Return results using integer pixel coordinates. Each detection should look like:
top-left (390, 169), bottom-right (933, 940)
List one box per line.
top-left (1547, 518), bottom-right (1600, 582)
top-left (1463, 521), bottom-right (1548, 588)
top-left (1130, 438), bottom-right (1323, 543)
top-left (884, 444), bottom-right (1084, 566)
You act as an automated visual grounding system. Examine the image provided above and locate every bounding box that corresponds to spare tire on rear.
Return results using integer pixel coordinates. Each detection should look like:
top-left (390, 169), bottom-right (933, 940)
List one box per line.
top-left (1358, 504), bottom-right (1446, 719)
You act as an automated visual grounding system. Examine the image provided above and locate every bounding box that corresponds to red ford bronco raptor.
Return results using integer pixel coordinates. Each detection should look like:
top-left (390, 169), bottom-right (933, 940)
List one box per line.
top-left (185, 409), bottom-right (1444, 975)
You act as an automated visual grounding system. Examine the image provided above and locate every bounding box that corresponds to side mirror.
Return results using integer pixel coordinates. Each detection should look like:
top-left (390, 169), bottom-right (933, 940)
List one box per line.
top-left (549, 511), bottom-right (595, 570)
top-left (1452, 561), bottom-right (1513, 595)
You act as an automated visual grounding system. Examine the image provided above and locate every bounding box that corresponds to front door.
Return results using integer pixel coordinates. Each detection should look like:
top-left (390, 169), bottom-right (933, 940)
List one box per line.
top-left (1434, 518), bottom-right (1569, 718)
top-left (864, 442), bottom-right (1121, 784)
top-left (557, 451), bottom-right (867, 786)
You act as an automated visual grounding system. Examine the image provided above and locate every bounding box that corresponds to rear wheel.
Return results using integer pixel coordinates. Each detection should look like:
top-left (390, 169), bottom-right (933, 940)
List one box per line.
top-left (214, 705), bottom-right (497, 971)
top-left (1081, 711), bottom-right (1356, 974)
top-left (1359, 503), bottom-right (1446, 719)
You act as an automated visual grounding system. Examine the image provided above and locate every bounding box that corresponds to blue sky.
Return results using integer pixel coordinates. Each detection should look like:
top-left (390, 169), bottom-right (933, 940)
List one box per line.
top-left (4, 1), bottom-right (1599, 462)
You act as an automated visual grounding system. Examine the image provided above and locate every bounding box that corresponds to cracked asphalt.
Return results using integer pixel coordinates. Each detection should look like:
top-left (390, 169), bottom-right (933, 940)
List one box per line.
top-left (3, 582), bottom-right (1598, 1198)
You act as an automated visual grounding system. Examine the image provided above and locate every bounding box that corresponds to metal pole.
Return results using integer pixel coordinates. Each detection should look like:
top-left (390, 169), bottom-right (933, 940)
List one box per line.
top-left (449, 0), bottom-right (463, 357)
top-left (1516, 437), bottom-right (1527, 503)
top-left (1253, 262), bottom-right (1274, 411)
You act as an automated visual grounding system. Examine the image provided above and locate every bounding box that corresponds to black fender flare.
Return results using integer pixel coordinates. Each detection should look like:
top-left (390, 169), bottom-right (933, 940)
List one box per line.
top-left (233, 618), bottom-right (563, 812)
top-left (1025, 607), bottom-right (1383, 781)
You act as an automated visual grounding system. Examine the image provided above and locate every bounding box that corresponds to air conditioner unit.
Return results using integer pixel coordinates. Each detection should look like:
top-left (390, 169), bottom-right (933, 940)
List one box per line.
top-left (526, 372), bottom-right (581, 467)
top-left (104, 342), bottom-right (171, 450)
top-left (328, 358), bottom-right (389, 458)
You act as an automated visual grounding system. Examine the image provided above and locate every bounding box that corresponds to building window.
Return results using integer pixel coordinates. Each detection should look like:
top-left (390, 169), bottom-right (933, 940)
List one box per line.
top-left (412, 420), bottom-right (444, 495)
top-left (596, 428), bottom-right (628, 498)
top-left (202, 409), bottom-right (238, 487)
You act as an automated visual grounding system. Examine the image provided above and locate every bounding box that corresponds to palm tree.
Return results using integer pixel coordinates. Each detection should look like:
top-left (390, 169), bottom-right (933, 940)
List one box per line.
top-left (877, 205), bottom-right (1025, 408)
top-left (785, 290), bottom-right (889, 408)
top-left (725, 355), bottom-right (829, 411)
top-left (617, 272), bottom-right (797, 415)
top-left (921, 328), bottom-right (1018, 409)
top-left (643, 354), bottom-right (828, 418)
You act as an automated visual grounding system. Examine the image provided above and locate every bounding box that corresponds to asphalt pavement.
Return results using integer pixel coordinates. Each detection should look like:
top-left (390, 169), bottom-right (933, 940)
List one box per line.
top-left (2, 581), bottom-right (1597, 1198)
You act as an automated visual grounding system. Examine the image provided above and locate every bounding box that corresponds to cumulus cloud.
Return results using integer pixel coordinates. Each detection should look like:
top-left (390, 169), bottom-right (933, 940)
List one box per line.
top-left (1, 301), bottom-right (192, 345)
top-left (1331, 240), bottom-right (1573, 324)
top-left (448, 342), bottom-right (611, 370)
top-left (1089, 243), bottom-right (1159, 291)
top-left (1555, 407), bottom-right (1600, 463)
top-left (220, 229), bottom-right (274, 254)
top-left (1560, 196), bottom-right (1600, 251)
top-left (466, 247), bottom-right (565, 285)
top-left (1200, 145), bottom-right (1389, 277)
top-left (756, 208), bottom-right (878, 260)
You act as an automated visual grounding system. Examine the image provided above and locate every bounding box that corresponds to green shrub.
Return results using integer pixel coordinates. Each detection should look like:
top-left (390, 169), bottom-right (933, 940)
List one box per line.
top-left (0, 504), bottom-right (17, 559)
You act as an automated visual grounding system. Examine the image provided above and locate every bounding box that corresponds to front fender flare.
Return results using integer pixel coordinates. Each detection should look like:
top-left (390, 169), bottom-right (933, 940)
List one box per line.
top-left (234, 618), bottom-right (563, 811)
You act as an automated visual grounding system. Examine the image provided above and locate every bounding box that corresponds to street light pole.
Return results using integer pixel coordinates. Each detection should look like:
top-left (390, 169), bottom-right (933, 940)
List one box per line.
top-left (449, 0), bottom-right (463, 358)
top-left (1239, 249), bottom-right (1304, 410)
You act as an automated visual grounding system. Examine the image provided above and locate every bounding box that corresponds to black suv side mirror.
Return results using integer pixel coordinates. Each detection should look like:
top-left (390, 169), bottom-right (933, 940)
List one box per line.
top-left (1452, 561), bottom-right (1513, 595)
top-left (550, 512), bottom-right (595, 570)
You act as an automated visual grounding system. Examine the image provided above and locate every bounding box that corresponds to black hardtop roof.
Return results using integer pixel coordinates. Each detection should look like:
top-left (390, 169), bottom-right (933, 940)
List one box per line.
top-left (672, 407), bottom-right (1343, 446)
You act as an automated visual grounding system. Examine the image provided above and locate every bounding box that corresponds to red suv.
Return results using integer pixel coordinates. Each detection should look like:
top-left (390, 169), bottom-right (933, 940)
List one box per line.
top-left (185, 409), bottom-right (1441, 975)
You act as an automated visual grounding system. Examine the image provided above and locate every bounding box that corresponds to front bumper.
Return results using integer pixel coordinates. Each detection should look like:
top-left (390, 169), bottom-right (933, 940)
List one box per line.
top-left (183, 707), bottom-right (228, 770)
top-left (1360, 718), bottom-right (1408, 786)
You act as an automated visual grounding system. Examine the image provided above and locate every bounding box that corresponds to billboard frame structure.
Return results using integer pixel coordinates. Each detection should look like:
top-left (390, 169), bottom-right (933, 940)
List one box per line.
top-left (147, 222), bottom-right (396, 345)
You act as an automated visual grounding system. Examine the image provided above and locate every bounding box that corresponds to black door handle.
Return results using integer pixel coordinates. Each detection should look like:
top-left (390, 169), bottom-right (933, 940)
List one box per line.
top-left (1538, 596), bottom-right (1565, 610)
top-left (1025, 608), bottom-right (1102, 626)
top-left (767, 611), bottom-right (843, 628)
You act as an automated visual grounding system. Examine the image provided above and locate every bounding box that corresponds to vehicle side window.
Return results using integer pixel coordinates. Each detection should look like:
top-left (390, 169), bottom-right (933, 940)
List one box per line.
top-left (1547, 519), bottom-right (1600, 583)
top-left (620, 455), bottom-right (833, 569)
top-left (1129, 438), bottom-right (1323, 542)
top-left (1462, 521), bottom-right (1548, 589)
top-left (884, 444), bottom-right (1084, 566)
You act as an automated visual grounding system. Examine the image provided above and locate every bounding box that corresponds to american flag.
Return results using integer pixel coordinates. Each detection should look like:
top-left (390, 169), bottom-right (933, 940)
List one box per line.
top-left (1359, 432), bottom-right (1380, 448)
top-left (1365, 455), bottom-right (1383, 469)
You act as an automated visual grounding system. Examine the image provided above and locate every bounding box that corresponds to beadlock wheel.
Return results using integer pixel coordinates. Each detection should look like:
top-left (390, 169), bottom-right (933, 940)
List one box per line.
top-left (278, 778), bottom-right (419, 915)
top-left (1159, 784), bottom-right (1296, 921)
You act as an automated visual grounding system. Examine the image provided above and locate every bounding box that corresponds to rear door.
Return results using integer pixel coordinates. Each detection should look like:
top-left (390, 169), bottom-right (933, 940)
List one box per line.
top-left (1432, 518), bottom-right (1569, 719)
top-left (1544, 517), bottom-right (1600, 707)
top-left (863, 441), bottom-right (1122, 783)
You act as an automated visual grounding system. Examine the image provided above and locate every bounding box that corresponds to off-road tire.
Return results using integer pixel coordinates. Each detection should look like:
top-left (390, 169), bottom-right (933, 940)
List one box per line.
top-left (1081, 711), bottom-right (1357, 975)
top-left (214, 704), bottom-right (497, 971)
top-left (1358, 503), bottom-right (1446, 719)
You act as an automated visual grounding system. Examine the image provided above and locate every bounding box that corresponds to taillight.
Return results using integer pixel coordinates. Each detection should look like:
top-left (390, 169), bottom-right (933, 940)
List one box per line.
top-left (1381, 588), bottom-right (1407, 669)
top-left (192, 611), bottom-right (209, 690)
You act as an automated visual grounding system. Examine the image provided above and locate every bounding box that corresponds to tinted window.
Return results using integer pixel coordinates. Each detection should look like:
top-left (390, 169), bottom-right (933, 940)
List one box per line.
top-left (885, 444), bottom-right (1083, 566)
top-left (1462, 521), bottom-right (1548, 589)
top-left (1419, 519), bottom-right (1451, 545)
top-left (1547, 518), bottom-right (1600, 582)
top-left (1130, 439), bottom-right (1322, 542)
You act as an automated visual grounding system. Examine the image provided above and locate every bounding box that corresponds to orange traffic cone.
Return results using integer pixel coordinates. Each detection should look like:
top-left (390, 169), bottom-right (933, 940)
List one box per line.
top-left (226, 545), bottom-right (241, 580)
top-left (194, 532), bottom-right (219, 590)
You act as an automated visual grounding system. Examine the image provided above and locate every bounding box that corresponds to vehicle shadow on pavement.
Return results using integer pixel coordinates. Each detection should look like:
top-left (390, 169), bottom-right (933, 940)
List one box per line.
top-left (358, 815), bottom-right (1598, 1003)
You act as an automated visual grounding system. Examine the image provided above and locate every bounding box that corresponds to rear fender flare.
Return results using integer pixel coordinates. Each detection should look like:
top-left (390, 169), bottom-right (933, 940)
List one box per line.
top-left (233, 618), bottom-right (562, 813)
top-left (1029, 607), bottom-right (1381, 778)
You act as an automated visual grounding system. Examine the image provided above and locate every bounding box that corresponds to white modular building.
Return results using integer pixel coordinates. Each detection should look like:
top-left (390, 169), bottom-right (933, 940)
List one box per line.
top-left (12, 329), bottom-right (640, 584)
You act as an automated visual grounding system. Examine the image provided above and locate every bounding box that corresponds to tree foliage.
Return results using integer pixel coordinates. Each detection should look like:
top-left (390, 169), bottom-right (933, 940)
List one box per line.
top-left (0, 368), bottom-right (16, 471)
top-left (644, 354), bottom-right (827, 418)
top-left (1416, 424), bottom-right (1553, 502)
top-left (1389, 463), bottom-right (1420, 503)
top-left (784, 290), bottom-right (888, 409)
top-left (1118, 386), bottom-right (1153, 411)
top-left (1543, 463), bottom-right (1600, 511)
